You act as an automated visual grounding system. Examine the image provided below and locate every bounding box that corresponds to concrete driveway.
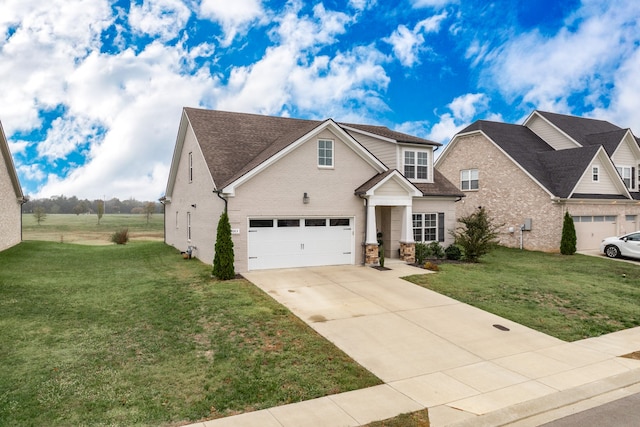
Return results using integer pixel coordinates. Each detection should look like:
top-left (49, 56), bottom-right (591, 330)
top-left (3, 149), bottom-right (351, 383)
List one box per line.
top-left (243, 261), bottom-right (640, 426)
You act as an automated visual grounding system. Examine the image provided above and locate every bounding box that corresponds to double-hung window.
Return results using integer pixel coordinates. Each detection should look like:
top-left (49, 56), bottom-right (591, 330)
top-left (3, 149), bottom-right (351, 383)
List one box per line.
top-left (187, 212), bottom-right (191, 241)
top-left (188, 152), bottom-right (193, 183)
top-left (616, 166), bottom-right (634, 189)
top-left (461, 169), bottom-right (478, 190)
top-left (404, 150), bottom-right (428, 180)
top-left (413, 213), bottom-right (437, 242)
top-left (592, 166), bottom-right (599, 182)
top-left (318, 139), bottom-right (333, 168)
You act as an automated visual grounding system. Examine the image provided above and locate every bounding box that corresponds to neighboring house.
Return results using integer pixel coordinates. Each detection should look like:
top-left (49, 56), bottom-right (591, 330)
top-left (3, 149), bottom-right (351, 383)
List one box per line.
top-left (0, 120), bottom-right (26, 252)
top-left (436, 110), bottom-right (640, 252)
top-left (163, 108), bottom-right (463, 272)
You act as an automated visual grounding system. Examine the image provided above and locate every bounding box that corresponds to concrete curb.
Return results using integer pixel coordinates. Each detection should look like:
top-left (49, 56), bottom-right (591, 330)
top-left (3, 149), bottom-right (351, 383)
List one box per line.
top-left (445, 367), bottom-right (640, 426)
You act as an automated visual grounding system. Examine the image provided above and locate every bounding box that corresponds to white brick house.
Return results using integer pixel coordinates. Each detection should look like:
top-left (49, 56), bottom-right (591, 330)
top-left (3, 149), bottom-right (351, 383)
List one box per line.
top-left (0, 121), bottom-right (25, 252)
top-left (163, 108), bottom-right (463, 272)
top-left (436, 110), bottom-right (640, 252)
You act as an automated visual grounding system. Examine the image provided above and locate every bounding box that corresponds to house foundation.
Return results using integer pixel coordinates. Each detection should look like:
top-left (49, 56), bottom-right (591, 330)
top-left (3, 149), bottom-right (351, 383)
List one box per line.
top-left (364, 243), bottom-right (380, 265)
top-left (399, 242), bottom-right (415, 263)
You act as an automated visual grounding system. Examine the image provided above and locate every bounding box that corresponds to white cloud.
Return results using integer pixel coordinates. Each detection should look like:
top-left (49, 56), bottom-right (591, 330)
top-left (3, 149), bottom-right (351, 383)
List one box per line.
top-left (18, 163), bottom-right (45, 181)
top-left (411, 0), bottom-right (457, 9)
top-left (479, 0), bottom-right (640, 124)
top-left (199, 0), bottom-right (264, 46)
top-left (128, 0), bottom-right (191, 41)
top-left (216, 4), bottom-right (387, 121)
top-left (1, 0), bottom-right (391, 200)
top-left (591, 48), bottom-right (640, 133)
top-left (349, 0), bottom-right (377, 11)
top-left (8, 140), bottom-right (28, 156)
top-left (0, 0), bottom-right (113, 134)
top-left (426, 93), bottom-right (489, 142)
top-left (384, 13), bottom-right (446, 67)
top-left (38, 115), bottom-right (103, 160)
top-left (34, 41), bottom-right (217, 200)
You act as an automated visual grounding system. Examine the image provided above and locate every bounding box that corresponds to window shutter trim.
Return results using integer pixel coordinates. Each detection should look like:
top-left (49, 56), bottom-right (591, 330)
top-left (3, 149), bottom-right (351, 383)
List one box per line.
top-left (438, 212), bottom-right (445, 242)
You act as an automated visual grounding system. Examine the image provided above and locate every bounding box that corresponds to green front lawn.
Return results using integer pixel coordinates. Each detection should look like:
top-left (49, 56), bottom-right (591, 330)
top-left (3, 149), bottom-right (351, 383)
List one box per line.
top-left (405, 246), bottom-right (640, 342)
top-left (0, 241), bottom-right (380, 426)
top-left (22, 213), bottom-right (164, 242)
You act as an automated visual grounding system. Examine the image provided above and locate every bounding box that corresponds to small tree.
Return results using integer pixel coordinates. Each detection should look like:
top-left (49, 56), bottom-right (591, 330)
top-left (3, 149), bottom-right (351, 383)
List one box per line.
top-left (96, 200), bottom-right (104, 224)
top-left (377, 232), bottom-right (384, 268)
top-left (213, 211), bottom-right (235, 280)
top-left (73, 203), bottom-right (86, 216)
top-left (451, 206), bottom-right (501, 262)
top-left (33, 206), bottom-right (47, 225)
top-left (143, 202), bottom-right (156, 224)
top-left (560, 212), bottom-right (577, 255)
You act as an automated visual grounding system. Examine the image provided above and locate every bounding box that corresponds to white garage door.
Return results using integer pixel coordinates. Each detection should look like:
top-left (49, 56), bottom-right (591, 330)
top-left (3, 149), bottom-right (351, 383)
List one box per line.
top-left (248, 218), bottom-right (354, 270)
top-left (573, 215), bottom-right (617, 250)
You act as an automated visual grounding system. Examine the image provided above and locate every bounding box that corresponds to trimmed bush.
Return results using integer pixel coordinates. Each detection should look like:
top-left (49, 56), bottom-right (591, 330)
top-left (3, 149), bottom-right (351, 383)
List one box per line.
top-left (213, 211), bottom-right (236, 280)
top-left (111, 228), bottom-right (129, 245)
top-left (445, 244), bottom-right (462, 260)
top-left (560, 212), bottom-right (577, 255)
top-left (426, 241), bottom-right (445, 259)
top-left (415, 242), bottom-right (428, 265)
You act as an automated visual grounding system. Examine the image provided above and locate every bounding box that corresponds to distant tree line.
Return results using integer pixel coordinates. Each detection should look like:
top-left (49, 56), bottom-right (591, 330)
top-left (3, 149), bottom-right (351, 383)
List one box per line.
top-left (23, 195), bottom-right (163, 215)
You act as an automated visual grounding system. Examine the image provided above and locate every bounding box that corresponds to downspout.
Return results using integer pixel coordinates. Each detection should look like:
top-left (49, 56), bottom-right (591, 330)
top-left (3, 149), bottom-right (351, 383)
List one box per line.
top-left (359, 194), bottom-right (368, 265)
top-left (158, 196), bottom-right (167, 244)
top-left (18, 196), bottom-right (29, 242)
top-left (214, 190), bottom-right (228, 213)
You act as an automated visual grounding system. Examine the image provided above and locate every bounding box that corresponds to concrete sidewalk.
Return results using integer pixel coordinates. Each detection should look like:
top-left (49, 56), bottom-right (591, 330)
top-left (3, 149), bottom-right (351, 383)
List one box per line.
top-left (187, 262), bottom-right (640, 427)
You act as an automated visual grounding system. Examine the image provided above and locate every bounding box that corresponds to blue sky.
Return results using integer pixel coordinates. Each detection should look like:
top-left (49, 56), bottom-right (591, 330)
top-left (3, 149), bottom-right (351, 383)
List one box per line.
top-left (2, 0), bottom-right (639, 200)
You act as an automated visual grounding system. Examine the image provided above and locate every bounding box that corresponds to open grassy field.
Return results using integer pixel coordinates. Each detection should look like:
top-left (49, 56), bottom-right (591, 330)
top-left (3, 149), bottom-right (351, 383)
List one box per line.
top-left (0, 241), bottom-right (380, 426)
top-left (22, 213), bottom-right (164, 244)
top-left (405, 246), bottom-right (640, 342)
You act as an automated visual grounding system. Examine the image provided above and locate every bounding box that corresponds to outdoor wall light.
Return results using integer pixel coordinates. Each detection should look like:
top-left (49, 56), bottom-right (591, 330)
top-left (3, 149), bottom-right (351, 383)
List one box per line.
top-left (303, 192), bottom-right (310, 204)
top-left (191, 204), bottom-right (197, 208)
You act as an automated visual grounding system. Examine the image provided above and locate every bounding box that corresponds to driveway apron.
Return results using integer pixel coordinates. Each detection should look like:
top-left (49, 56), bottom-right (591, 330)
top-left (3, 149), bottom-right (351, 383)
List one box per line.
top-left (243, 262), bottom-right (640, 426)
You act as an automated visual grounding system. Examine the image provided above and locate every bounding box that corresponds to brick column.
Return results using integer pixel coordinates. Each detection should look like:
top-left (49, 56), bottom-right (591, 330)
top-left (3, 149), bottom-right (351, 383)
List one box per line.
top-left (399, 242), bottom-right (415, 263)
top-left (364, 243), bottom-right (379, 265)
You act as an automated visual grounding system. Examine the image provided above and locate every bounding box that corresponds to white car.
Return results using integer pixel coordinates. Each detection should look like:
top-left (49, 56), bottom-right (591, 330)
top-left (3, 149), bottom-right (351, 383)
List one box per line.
top-left (600, 232), bottom-right (640, 259)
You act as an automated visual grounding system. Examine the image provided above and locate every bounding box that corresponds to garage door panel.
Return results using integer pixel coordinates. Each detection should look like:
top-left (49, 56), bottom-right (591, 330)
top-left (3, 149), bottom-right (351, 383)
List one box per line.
top-left (573, 215), bottom-right (617, 251)
top-left (248, 218), bottom-right (354, 270)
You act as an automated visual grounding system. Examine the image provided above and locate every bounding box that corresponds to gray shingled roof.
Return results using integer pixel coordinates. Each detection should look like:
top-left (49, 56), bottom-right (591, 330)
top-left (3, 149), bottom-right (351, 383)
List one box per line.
top-left (344, 123), bottom-right (441, 145)
top-left (354, 168), bottom-right (463, 198)
top-left (185, 107), bottom-right (441, 189)
top-left (413, 169), bottom-right (465, 197)
top-left (460, 118), bottom-right (624, 199)
top-left (537, 145), bottom-right (600, 197)
top-left (537, 111), bottom-right (621, 144)
top-left (584, 129), bottom-right (629, 156)
top-left (354, 169), bottom-right (397, 195)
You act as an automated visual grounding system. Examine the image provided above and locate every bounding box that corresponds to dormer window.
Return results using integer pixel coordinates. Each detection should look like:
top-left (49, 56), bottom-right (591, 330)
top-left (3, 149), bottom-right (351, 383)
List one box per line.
top-left (404, 150), bottom-right (428, 180)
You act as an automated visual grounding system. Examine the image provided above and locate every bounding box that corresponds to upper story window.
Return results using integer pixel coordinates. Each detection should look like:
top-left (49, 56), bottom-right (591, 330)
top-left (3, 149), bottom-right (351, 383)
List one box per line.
top-left (318, 139), bottom-right (333, 168)
top-left (403, 150), bottom-right (428, 180)
top-left (188, 152), bottom-right (193, 183)
top-left (461, 169), bottom-right (478, 190)
top-left (592, 166), bottom-right (599, 182)
top-left (616, 166), bottom-right (634, 189)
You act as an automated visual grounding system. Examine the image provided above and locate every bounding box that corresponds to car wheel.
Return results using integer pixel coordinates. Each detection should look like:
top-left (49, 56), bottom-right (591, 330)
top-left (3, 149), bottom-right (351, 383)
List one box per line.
top-left (605, 245), bottom-right (620, 258)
